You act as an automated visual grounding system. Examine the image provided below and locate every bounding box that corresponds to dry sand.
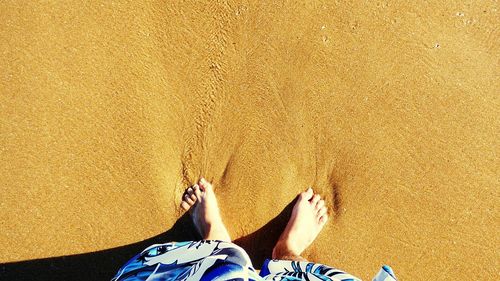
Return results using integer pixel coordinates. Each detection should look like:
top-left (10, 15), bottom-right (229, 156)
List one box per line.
top-left (0, 1), bottom-right (499, 280)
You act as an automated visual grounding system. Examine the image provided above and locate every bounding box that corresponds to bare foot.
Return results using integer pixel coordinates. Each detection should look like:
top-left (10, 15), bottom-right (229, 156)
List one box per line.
top-left (180, 178), bottom-right (231, 242)
top-left (272, 188), bottom-right (328, 260)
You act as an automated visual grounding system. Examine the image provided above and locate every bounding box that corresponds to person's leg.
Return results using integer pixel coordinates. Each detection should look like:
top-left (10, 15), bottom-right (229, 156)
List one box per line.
top-left (180, 177), bottom-right (231, 242)
top-left (272, 188), bottom-right (328, 261)
top-left (257, 189), bottom-right (355, 280)
top-left (179, 178), bottom-right (263, 280)
top-left (113, 178), bottom-right (259, 281)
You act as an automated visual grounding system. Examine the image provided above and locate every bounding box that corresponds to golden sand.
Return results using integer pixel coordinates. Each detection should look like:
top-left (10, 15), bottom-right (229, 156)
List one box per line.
top-left (1, 1), bottom-right (498, 280)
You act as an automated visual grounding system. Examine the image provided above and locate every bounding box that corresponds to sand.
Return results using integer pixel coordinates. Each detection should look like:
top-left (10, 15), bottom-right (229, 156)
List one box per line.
top-left (0, 1), bottom-right (498, 280)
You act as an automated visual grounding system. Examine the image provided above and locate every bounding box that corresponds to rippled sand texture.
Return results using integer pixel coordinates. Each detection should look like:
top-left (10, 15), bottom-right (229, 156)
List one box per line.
top-left (1, 1), bottom-right (498, 280)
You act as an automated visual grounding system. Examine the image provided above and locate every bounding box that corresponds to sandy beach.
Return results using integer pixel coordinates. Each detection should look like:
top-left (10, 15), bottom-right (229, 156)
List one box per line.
top-left (1, 1), bottom-right (498, 280)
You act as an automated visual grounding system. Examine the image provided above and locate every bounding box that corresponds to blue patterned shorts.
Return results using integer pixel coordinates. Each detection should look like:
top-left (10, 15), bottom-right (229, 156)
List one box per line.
top-left (112, 240), bottom-right (396, 281)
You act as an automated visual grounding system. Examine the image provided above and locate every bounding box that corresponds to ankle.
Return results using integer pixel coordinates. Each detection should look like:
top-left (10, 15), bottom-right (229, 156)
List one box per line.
top-left (272, 240), bottom-right (300, 259)
top-left (272, 242), bottom-right (305, 261)
top-left (204, 224), bottom-right (231, 241)
top-left (203, 223), bottom-right (219, 239)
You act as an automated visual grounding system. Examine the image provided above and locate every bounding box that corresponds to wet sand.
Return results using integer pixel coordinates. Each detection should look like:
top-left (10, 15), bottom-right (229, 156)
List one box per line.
top-left (0, 1), bottom-right (499, 280)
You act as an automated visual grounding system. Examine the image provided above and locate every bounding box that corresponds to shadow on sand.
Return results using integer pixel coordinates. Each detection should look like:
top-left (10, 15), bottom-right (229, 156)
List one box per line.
top-left (1, 199), bottom-right (296, 281)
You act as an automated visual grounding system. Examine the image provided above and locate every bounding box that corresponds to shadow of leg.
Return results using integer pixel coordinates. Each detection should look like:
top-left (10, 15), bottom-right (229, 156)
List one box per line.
top-left (0, 213), bottom-right (200, 281)
top-left (233, 198), bottom-right (296, 268)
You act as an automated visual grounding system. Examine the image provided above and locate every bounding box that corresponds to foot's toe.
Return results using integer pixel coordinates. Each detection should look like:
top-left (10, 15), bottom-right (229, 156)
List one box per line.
top-left (317, 207), bottom-right (327, 220)
top-left (193, 184), bottom-right (202, 200)
top-left (310, 194), bottom-right (321, 205)
top-left (199, 177), bottom-right (212, 192)
top-left (181, 201), bottom-right (191, 211)
top-left (316, 199), bottom-right (325, 211)
top-left (186, 186), bottom-right (199, 203)
top-left (299, 187), bottom-right (314, 201)
top-left (319, 214), bottom-right (328, 225)
top-left (184, 193), bottom-right (195, 205)
top-left (190, 193), bottom-right (197, 203)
